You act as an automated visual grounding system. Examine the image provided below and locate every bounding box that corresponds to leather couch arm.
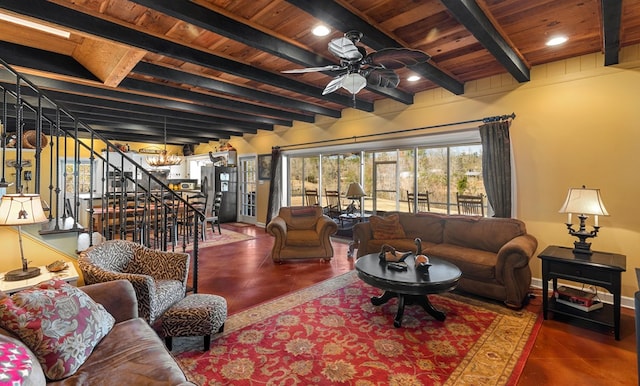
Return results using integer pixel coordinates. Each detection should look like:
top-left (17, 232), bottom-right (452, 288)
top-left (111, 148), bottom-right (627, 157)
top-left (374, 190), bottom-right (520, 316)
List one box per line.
top-left (495, 234), bottom-right (538, 283)
top-left (353, 222), bottom-right (374, 258)
top-left (80, 280), bottom-right (139, 323)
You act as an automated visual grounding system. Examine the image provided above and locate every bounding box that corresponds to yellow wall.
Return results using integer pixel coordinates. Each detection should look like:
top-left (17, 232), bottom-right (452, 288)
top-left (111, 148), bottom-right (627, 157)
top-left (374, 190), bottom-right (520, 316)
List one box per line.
top-left (227, 44), bottom-right (640, 298)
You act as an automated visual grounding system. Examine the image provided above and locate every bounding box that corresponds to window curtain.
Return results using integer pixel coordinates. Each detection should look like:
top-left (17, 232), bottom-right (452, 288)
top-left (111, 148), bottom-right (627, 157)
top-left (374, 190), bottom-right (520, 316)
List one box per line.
top-left (266, 147), bottom-right (282, 223)
top-left (479, 120), bottom-right (511, 218)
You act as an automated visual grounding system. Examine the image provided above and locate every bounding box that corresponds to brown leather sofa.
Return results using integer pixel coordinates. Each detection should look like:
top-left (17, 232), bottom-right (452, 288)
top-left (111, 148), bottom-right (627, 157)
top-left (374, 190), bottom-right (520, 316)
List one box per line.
top-left (0, 280), bottom-right (194, 385)
top-left (266, 206), bottom-right (338, 262)
top-left (353, 212), bottom-right (538, 308)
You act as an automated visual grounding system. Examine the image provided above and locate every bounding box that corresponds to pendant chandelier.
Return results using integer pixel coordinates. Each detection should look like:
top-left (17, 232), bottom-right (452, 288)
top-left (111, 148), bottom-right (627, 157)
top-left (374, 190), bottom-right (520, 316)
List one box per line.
top-left (147, 117), bottom-right (182, 167)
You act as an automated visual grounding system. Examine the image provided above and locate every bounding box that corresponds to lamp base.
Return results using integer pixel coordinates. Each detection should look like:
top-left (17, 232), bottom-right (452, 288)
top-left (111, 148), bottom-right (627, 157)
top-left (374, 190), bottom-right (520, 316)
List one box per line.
top-left (4, 266), bottom-right (41, 282)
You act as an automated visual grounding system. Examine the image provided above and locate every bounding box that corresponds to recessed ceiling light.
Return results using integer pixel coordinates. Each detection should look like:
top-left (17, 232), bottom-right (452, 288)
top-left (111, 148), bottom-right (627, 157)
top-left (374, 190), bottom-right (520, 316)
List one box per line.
top-left (546, 36), bottom-right (568, 46)
top-left (0, 12), bottom-right (70, 39)
top-left (312, 25), bottom-right (331, 37)
top-left (407, 75), bottom-right (421, 82)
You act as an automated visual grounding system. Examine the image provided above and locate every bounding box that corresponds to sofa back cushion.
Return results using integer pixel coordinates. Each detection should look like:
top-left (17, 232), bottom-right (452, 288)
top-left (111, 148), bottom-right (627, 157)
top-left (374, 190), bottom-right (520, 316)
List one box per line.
top-left (279, 206), bottom-right (322, 230)
top-left (401, 212), bottom-right (445, 243)
top-left (369, 214), bottom-right (406, 239)
top-left (442, 216), bottom-right (527, 252)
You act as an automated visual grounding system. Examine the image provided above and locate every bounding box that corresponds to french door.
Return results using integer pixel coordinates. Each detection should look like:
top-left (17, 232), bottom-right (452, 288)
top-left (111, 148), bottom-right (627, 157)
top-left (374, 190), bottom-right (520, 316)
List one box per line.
top-left (237, 156), bottom-right (257, 223)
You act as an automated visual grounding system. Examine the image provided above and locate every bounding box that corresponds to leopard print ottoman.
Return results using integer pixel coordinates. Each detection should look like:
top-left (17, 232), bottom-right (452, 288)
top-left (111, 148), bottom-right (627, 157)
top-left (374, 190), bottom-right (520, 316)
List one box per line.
top-left (161, 294), bottom-right (227, 351)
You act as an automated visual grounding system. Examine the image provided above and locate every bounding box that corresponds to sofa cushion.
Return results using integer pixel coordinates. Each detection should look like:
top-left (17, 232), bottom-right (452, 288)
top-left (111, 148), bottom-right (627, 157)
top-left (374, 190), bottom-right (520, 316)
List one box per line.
top-left (442, 216), bottom-right (526, 253)
top-left (52, 318), bottom-right (191, 385)
top-left (402, 212), bottom-right (445, 243)
top-left (426, 244), bottom-right (497, 281)
top-left (370, 214), bottom-right (406, 240)
top-left (285, 229), bottom-right (322, 247)
top-left (0, 279), bottom-right (115, 381)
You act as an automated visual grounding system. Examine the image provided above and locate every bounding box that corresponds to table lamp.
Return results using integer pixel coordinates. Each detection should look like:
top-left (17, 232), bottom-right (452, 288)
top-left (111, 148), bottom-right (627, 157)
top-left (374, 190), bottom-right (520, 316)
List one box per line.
top-left (0, 194), bottom-right (48, 281)
top-left (345, 182), bottom-right (366, 214)
top-left (558, 185), bottom-right (609, 256)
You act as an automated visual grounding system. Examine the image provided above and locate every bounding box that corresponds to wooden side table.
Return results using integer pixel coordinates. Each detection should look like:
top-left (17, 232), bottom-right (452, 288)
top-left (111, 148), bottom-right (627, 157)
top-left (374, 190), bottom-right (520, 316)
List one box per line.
top-left (0, 264), bottom-right (79, 295)
top-left (538, 245), bottom-right (626, 340)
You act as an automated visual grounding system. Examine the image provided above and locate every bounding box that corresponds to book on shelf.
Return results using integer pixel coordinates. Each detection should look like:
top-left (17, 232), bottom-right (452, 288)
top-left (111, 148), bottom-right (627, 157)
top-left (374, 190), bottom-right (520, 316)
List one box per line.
top-left (555, 297), bottom-right (603, 312)
top-left (554, 285), bottom-right (600, 307)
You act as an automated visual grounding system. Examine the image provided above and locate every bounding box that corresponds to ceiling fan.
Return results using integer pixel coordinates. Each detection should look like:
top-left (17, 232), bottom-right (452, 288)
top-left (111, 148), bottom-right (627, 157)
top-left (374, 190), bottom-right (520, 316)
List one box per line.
top-left (283, 31), bottom-right (430, 96)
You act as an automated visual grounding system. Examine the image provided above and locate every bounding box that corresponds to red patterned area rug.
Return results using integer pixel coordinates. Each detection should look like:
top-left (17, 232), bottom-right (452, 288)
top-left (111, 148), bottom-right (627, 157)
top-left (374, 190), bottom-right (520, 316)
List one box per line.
top-left (176, 271), bottom-right (541, 385)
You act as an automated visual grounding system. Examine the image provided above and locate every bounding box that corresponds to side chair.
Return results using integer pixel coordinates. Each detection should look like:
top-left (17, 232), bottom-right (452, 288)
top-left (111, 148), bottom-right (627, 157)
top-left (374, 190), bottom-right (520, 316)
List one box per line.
top-left (456, 192), bottom-right (485, 216)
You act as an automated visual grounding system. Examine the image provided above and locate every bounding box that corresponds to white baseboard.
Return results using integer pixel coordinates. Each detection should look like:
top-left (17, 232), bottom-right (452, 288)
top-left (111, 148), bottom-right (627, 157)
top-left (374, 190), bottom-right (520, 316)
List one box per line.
top-left (531, 277), bottom-right (635, 310)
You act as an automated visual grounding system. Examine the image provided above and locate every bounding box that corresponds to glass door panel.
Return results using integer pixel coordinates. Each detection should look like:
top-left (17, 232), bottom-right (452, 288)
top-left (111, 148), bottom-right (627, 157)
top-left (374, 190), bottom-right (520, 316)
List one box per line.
top-left (238, 156), bottom-right (256, 223)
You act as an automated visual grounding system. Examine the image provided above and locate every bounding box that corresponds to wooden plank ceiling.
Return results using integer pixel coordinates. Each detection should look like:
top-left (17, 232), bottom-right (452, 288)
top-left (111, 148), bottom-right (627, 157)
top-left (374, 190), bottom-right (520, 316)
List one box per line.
top-left (0, 0), bottom-right (638, 145)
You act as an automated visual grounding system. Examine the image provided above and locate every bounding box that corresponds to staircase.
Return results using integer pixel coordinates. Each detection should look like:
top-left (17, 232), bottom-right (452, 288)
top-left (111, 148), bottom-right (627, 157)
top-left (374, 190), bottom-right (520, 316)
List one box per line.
top-left (0, 58), bottom-right (205, 292)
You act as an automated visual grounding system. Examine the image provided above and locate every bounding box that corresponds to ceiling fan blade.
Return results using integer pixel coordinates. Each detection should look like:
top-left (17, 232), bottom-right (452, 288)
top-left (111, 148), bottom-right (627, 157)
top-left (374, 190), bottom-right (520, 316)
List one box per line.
top-left (322, 75), bottom-right (346, 95)
top-left (328, 37), bottom-right (363, 61)
top-left (366, 48), bottom-right (430, 69)
top-left (366, 69), bottom-right (400, 88)
top-left (282, 65), bottom-right (343, 73)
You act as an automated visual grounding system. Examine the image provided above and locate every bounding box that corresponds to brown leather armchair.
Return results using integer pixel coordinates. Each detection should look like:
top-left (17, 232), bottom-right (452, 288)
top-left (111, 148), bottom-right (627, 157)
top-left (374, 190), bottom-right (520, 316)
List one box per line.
top-left (266, 206), bottom-right (338, 262)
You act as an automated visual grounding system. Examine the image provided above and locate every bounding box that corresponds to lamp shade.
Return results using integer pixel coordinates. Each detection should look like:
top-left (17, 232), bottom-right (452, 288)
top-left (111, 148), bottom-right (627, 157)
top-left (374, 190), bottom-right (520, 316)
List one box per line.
top-left (342, 73), bottom-right (367, 94)
top-left (346, 182), bottom-right (366, 199)
top-left (0, 194), bottom-right (48, 226)
top-left (558, 187), bottom-right (609, 216)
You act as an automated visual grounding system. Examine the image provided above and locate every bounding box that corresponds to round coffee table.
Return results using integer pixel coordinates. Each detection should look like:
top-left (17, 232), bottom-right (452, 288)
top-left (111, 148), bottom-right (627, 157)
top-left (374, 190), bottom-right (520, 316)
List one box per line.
top-left (355, 252), bottom-right (461, 327)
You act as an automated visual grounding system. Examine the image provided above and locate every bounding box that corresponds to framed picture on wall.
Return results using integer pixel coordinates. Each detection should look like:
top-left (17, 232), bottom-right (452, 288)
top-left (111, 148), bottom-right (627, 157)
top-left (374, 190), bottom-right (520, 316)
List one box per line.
top-left (258, 154), bottom-right (272, 180)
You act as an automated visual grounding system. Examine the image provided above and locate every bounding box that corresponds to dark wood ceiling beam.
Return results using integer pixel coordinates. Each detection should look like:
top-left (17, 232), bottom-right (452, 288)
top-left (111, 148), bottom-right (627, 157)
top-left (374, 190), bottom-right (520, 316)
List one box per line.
top-left (69, 113), bottom-right (232, 141)
top-left (53, 98), bottom-right (264, 134)
top-left (601, 0), bottom-right (622, 66)
top-left (127, 0), bottom-right (411, 104)
top-left (287, 0), bottom-right (465, 95)
top-left (119, 78), bottom-right (313, 123)
top-left (0, 41), bottom-right (99, 81)
top-left (0, 42), bottom-right (296, 126)
top-left (75, 125), bottom-right (206, 144)
top-left (440, 0), bottom-right (530, 82)
top-left (8, 73), bottom-right (289, 127)
top-left (0, 0), bottom-right (373, 111)
top-left (133, 62), bottom-right (341, 119)
top-left (61, 104), bottom-right (245, 135)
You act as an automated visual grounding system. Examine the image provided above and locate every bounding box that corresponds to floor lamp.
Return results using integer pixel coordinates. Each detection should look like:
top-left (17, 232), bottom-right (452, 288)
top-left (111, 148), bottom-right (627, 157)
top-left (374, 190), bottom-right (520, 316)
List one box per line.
top-left (0, 194), bottom-right (48, 281)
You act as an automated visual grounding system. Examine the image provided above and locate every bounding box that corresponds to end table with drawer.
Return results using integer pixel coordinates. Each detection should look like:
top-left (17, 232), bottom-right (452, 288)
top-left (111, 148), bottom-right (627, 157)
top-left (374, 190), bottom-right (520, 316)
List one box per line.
top-left (538, 245), bottom-right (626, 340)
top-left (0, 264), bottom-right (79, 295)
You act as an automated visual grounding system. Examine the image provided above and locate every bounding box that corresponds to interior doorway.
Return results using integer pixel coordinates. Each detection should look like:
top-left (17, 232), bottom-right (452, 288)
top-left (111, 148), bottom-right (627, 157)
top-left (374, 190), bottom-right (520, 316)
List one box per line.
top-left (238, 156), bottom-right (257, 223)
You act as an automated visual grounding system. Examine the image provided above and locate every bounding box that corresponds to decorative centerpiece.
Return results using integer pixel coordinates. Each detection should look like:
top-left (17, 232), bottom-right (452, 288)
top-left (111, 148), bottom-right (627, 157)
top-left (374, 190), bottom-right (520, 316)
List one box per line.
top-left (378, 244), bottom-right (411, 262)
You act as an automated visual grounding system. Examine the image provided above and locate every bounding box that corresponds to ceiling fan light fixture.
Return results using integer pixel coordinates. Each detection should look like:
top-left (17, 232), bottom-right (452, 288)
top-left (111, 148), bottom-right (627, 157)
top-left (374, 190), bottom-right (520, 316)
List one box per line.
top-left (342, 73), bottom-right (367, 94)
top-left (407, 75), bottom-right (421, 82)
top-left (312, 25), bottom-right (331, 37)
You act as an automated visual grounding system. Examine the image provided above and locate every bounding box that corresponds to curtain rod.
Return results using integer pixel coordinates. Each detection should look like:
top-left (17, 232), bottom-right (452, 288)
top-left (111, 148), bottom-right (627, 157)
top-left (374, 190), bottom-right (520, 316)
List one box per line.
top-left (274, 113), bottom-right (515, 150)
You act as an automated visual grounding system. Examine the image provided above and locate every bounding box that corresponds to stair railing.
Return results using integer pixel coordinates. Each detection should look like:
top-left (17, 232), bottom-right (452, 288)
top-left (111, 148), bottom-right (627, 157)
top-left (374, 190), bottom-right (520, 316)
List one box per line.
top-left (0, 58), bottom-right (204, 292)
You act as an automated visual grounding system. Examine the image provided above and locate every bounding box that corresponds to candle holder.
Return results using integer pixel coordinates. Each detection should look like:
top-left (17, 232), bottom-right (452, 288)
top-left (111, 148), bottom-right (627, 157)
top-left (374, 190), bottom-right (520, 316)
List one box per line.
top-left (565, 214), bottom-right (600, 256)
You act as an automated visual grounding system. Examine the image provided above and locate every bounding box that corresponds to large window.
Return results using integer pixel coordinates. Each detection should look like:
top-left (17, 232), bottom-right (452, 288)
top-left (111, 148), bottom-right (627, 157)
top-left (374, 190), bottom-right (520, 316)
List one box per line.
top-left (284, 131), bottom-right (486, 216)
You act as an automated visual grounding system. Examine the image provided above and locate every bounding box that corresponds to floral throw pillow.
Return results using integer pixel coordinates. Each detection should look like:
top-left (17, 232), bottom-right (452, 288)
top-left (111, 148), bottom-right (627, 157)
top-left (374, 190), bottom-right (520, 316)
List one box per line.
top-left (0, 279), bottom-right (115, 380)
top-left (369, 214), bottom-right (406, 240)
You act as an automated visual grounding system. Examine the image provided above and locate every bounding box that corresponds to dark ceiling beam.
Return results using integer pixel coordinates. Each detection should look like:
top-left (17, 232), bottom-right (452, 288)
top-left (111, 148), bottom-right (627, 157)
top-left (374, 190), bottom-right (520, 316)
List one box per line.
top-left (9, 73), bottom-right (290, 127)
top-left (133, 62), bottom-right (341, 119)
top-left (0, 42), bottom-right (300, 125)
top-left (0, 0), bottom-right (373, 112)
top-left (287, 0), bottom-right (465, 95)
top-left (62, 105), bottom-right (246, 135)
top-left (119, 78), bottom-right (313, 123)
top-left (601, 0), bottom-right (622, 66)
top-left (53, 98), bottom-right (264, 134)
top-left (128, 0), bottom-right (412, 104)
top-left (439, 0), bottom-right (530, 82)
top-left (69, 113), bottom-right (230, 141)
top-left (0, 42), bottom-right (99, 81)
top-left (71, 119), bottom-right (221, 143)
